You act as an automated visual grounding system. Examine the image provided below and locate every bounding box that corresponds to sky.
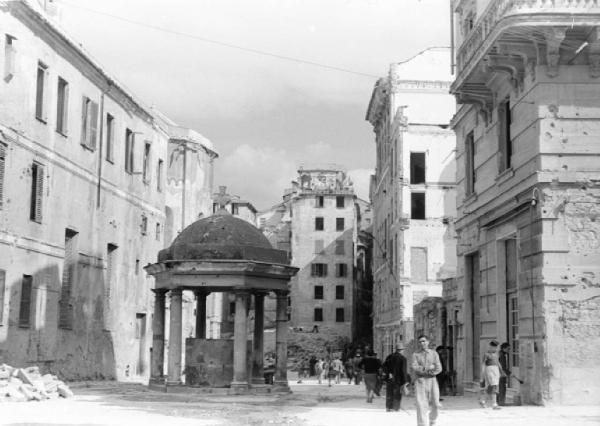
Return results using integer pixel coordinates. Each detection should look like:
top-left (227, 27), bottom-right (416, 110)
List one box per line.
top-left (54, 0), bottom-right (451, 210)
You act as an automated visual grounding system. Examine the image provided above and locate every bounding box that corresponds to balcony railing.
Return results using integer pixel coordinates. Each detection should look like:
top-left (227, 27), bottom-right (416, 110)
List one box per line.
top-left (456, 0), bottom-right (600, 76)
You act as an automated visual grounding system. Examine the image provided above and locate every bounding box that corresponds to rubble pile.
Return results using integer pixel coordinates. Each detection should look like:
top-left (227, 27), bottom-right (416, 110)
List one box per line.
top-left (0, 364), bottom-right (73, 402)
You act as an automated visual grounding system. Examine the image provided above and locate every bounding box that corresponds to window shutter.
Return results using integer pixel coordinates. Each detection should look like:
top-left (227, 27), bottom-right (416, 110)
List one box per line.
top-left (0, 269), bottom-right (5, 325)
top-left (311, 264), bottom-right (316, 276)
top-left (498, 103), bottom-right (507, 171)
top-left (19, 275), bottom-right (32, 327)
top-left (81, 96), bottom-right (88, 147)
top-left (35, 164), bottom-right (43, 222)
top-left (323, 264), bottom-right (328, 277)
top-left (90, 101), bottom-right (99, 150)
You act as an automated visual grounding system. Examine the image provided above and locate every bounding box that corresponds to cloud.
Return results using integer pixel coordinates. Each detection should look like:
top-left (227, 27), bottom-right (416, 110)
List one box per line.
top-left (348, 168), bottom-right (373, 202)
top-left (215, 144), bottom-right (297, 210)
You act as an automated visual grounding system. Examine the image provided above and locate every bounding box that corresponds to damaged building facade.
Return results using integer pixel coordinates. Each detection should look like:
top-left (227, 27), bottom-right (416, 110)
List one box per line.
top-left (451, 0), bottom-right (600, 405)
top-left (366, 48), bottom-right (457, 359)
top-left (0, 1), bottom-right (216, 381)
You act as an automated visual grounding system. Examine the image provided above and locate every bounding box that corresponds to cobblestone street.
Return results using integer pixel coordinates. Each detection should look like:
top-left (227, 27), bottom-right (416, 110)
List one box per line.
top-left (1, 378), bottom-right (598, 426)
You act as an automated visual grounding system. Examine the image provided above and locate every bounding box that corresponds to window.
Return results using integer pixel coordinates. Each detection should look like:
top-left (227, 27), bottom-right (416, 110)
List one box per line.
top-left (56, 77), bottom-right (69, 135)
top-left (314, 286), bottom-right (323, 300)
top-left (30, 162), bottom-right (44, 223)
top-left (411, 192), bottom-right (425, 220)
top-left (80, 96), bottom-right (99, 150)
top-left (142, 142), bottom-right (151, 183)
top-left (4, 35), bottom-right (16, 79)
top-left (410, 152), bottom-right (426, 184)
top-left (465, 131), bottom-right (475, 195)
top-left (105, 114), bottom-right (115, 162)
top-left (336, 263), bottom-right (347, 277)
top-left (135, 259), bottom-right (140, 275)
top-left (310, 263), bottom-right (328, 277)
top-left (315, 196), bottom-right (324, 208)
top-left (336, 196), bottom-right (344, 208)
top-left (335, 285), bottom-right (344, 300)
top-left (0, 269), bottom-right (5, 325)
top-left (315, 217), bottom-right (324, 231)
top-left (498, 100), bottom-right (512, 172)
top-left (156, 223), bottom-right (161, 241)
top-left (335, 308), bottom-right (345, 322)
top-left (59, 229), bottom-right (78, 329)
top-left (335, 240), bottom-right (345, 255)
top-left (0, 142), bottom-right (6, 210)
top-left (125, 128), bottom-right (134, 173)
top-left (314, 239), bottom-right (324, 254)
top-left (19, 275), bottom-right (33, 328)
top-left (229, 301), bottom-right (236, 315)
top-left (336, 217), bottom-right (345, 231)
top-left (314, 308), bottom-right (323, 322)
top-left (231, 203), bottom-right (239, 215)
top-left (35, 62), bottom-right (48, 122)
top-left (141, 215), bottom-right (148, 235)
top-left (157, 159), bottom-right (163, 191)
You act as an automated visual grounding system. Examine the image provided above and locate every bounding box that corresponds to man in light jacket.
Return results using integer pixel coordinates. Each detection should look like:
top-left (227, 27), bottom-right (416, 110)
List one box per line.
top-left (411, 335), bottom-right (442, 426)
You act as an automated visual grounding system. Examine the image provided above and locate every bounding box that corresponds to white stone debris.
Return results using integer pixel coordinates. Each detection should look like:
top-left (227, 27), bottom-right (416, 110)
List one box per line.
top-left (0, 364), bottom-right (73, 402)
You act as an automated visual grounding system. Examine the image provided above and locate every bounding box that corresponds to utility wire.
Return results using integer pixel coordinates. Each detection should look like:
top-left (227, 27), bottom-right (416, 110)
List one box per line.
top-left (55, 0), bottom-right (381, 79)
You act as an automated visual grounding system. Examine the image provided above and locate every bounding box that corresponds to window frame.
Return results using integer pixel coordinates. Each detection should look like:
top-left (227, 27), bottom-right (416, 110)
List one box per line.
top-left (335, 307), bottom-right (345, 322)
top-left (29, 162), bottom-right (44, 223)
top-left (56, 77), bottom-right (69, 136)
top-left (314, 307), bottom-right (323, 322)
top-left (105, 113), bottom-right (115, 163)
top-left (465, 131), bottom-right (476, 195)
top-left (315, 216), bottom-right (324, 231)
top-left (410, 192), bottom-right (426, 220)
top-left (314, 285), bottom-right (324, 300)
top-left (336, 217), bottom-right (345, 231)
top-left (35, 61), bottom-right (49, 123)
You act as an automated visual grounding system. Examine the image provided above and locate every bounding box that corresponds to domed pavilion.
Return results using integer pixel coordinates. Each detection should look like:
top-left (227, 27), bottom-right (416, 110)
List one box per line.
top-left (144, 203), bottom-right (298, 393)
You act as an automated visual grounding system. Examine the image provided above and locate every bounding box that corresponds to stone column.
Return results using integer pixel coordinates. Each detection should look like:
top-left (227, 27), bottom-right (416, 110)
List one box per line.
top-left (150, 289), bottom-right (167, 381)
top-left (194, 290), bottom-right (207, 339)
top-left (274, 290), bottom-right (290, 392)
top-left (251, 292), bottom-right (265, 384)
top-left (167, 288), bottom-right (183, 384)
top-left (231, 291), bottom-right (249, 392)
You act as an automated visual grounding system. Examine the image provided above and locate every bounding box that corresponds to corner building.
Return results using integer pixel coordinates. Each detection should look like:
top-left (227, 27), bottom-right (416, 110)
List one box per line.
top-left (366, 48), bottom-right (457, 359)
top-left (451, 0), bottom-right (600, 405)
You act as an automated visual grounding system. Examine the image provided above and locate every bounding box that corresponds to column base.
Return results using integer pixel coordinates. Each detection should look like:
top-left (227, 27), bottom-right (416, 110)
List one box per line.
top-left (273, 380), bottom-right (291, 393)
top-left (229, 381), bottom-right (249, 394)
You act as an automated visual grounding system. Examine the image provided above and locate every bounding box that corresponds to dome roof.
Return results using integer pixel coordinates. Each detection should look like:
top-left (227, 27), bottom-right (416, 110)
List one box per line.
top-left (158, 211), bottom-right (289, 264)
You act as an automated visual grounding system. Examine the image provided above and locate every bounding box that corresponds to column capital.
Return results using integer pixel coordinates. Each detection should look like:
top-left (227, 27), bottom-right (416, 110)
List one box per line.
top-left (151, 288), bottom-right (168, 296)
top-left (193, 289), bottom-right (210, 297)
top-left (170, 288), bottom-right (183, 296)
top-left (275, 289), bottom-right (290, 298)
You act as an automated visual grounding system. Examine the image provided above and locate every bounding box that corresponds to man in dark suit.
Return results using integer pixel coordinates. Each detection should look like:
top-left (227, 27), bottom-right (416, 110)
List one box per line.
top-left (382, 343), bottom-right (409, 412)
top-left (498, 342), bottom-right (511, 406)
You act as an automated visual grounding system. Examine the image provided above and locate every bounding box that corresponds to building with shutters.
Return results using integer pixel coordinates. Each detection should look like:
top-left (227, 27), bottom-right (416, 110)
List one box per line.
top-left (450, 0), bottom-right (600, 405)
top-left (0, 1), bottom-right (216, 381)
top-left (366, 48), bottom-right (457, 360)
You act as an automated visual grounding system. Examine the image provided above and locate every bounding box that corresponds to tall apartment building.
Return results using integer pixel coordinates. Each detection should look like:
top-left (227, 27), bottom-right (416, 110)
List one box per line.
top-left (366, 48), bottom-right (457, 359)
top-left (0, 1), bottom-right (216, 380)
top-left (450, 0), bottom-right (600, 405)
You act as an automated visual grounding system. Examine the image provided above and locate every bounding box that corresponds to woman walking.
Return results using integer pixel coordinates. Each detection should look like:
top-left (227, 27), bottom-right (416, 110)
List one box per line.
top-left (479, 340), bottom-right (504, 410)
top-left (358, 350), bottom-right (382, 403)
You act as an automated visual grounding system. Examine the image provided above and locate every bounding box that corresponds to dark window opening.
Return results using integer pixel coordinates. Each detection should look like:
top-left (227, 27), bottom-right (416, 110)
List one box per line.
top-left (411, 192), bottom-right (425, 220)
top-left (335, 285), bottom-right (344, 300)
top-left (499, 100), bottom-right (512, 172)
top-left (19, 275), bottom-right (33, 328)
top-left (315, 217), bottom-right (324, 231)
top-left (315, 196), bottom-right (324, 208)
top-left (336, 263), bottom-right (348, 277)
top-left (410, 152), bottom-right (426, 184)
top-left (30, 162), bottom-right (44, 223)
top-left (336, 196), bottom-right (344, 208)
top-left (335, 308), bottom-right (344, 322)
top-left (311, 263), bottom-right (328, 277)
top-left (314, 286), bottom-right (323, 300)
top-left (314, 308), bottom-right (323, 322)
top-left (336, 217), bottom-right (344, 231)
top-left (465, 131), bottom-right (475, 195)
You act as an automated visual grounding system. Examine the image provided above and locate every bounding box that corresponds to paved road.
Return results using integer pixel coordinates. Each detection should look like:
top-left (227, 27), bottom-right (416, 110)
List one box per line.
top-left (1, 378), bottom-right (599, 426)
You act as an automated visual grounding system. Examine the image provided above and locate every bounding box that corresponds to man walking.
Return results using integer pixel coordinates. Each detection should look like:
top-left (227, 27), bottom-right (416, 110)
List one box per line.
top-left (382, 343), bottom-right (409, 412)
top-left (498, 342), bottom-right (511, 406)
top-left (412, 335), bottom-right (442, 426)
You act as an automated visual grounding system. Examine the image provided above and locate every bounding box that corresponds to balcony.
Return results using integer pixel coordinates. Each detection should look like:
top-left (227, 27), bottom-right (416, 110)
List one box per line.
top-left (453, 0), bottom-right (600, 99)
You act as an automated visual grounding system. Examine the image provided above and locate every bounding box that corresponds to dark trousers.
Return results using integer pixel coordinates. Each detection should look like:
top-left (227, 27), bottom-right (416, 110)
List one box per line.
top-left (385, 381), bottom-right (403, 411)
top-left (498, 377), bottom-right (508, 405)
